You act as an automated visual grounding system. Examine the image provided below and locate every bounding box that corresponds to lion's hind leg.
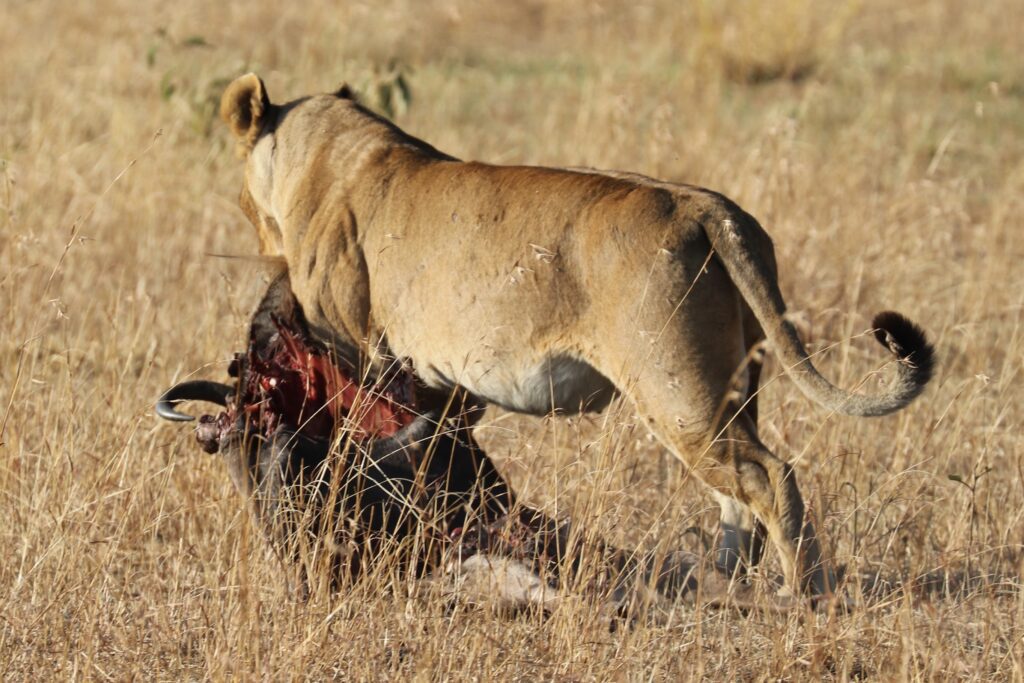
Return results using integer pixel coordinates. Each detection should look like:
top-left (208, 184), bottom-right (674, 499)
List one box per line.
top-left (587, 254), bottom-right (833, 598)
top-left (710, 418), bottom-right (836, 597)
top-left (712, 492), bottom-right (766, 579)
top-left (594, 352), bottom-right (834, 598)
top-left (715, 302), bottom-right (770, 579)
top-left (648, 409), bottom-right (834, 597)
top-left (718, 418), bottom-right (835, 596)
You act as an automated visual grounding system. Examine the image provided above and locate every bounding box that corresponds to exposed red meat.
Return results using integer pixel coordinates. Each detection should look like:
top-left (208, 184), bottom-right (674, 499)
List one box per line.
top-left (228, 316), bottom-right (420, 445)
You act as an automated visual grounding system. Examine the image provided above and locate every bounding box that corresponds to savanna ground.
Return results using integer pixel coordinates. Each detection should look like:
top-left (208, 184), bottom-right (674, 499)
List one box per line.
top-left (2, 0), bottom-right (1023, 679)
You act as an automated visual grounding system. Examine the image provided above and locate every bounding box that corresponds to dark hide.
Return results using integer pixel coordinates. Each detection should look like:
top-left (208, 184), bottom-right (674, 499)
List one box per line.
top-left (160, 273), bottom-right (583, 596)
top-left (158, 273), bottom-right (707, 611)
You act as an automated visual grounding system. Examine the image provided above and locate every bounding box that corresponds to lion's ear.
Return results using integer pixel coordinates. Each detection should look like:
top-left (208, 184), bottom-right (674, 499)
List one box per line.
top-left (220, 73), bottom-right (272, 149)
top-left (334, 83), bottom-right (358, 100)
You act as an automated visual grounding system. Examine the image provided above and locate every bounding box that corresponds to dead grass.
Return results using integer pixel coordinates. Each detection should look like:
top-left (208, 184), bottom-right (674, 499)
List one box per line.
top-left (2, 0), bottom-right (1024, 679)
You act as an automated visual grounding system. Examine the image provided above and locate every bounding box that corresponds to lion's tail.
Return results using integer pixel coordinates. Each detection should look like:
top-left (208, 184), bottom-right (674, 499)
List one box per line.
top-left (704, 215), bottom-right (935, 418)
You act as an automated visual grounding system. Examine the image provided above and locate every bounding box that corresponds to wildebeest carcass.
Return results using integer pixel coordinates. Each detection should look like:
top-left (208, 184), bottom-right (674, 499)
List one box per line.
top-left (157, 273), bottom-right (745, 614)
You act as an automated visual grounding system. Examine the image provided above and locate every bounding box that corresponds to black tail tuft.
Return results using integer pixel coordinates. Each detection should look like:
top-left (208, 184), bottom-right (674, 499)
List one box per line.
top-left (871, 310), bottom-right (936, 389)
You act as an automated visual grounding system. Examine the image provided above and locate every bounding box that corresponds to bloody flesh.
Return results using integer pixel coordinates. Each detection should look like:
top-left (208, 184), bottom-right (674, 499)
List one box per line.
top-left (233, 316), bottom-right (419, 444)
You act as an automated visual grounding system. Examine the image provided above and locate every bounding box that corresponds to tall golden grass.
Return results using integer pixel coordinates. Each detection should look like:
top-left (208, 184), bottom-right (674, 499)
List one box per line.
top-left (2, 0), bottom-right (1023, 678)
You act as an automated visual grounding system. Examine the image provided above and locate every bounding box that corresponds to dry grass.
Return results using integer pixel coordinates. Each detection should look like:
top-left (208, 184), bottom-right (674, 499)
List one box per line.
top-left (2, 0), bottom-right (1024, 679)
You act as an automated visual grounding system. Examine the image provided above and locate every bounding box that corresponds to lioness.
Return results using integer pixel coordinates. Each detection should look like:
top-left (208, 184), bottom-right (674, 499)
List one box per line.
top-left (219, 74), bottom-right (934, 598)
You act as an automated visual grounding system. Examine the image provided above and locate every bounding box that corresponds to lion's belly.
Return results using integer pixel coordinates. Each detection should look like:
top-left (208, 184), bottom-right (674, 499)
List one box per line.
top-left (417, 351), bottom-right (617, 415)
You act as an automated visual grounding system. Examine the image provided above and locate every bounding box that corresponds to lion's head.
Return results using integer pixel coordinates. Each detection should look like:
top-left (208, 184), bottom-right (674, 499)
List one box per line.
top-left (220, 74), bottom-right (361, 257)
top-left (219, 73), bottom-right (284, 256)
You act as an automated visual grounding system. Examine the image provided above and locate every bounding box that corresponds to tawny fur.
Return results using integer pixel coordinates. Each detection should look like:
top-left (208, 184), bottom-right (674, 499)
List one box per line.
top-left (220, 73), bottom-right (934, 597)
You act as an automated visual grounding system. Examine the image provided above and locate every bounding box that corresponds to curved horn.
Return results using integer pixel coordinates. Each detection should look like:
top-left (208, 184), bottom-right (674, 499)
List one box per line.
top-left (156, 380), bottom-right (235, 422)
